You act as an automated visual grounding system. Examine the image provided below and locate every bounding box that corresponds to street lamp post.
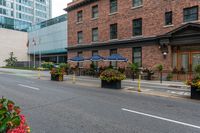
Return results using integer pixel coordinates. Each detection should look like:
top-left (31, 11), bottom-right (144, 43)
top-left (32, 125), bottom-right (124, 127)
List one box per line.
top-left (28, 42), bottom-right (31, 68)
top-left (32, 39), bottom-right (36, 68)
top-left (39, 38), bottom-right (41, 67)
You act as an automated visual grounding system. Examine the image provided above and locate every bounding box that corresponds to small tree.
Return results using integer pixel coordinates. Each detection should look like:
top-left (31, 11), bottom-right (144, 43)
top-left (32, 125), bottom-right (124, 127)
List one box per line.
top-left (129, 63), bottom-right (139, 80)
top-left (194, 64), bottom-right (200, 78)
top-left (4, 52), bottom-right (18, 67)
top-left (156, 64), bottom-right (163, 83)
top-left (59, 63), bottom-right (70, 73)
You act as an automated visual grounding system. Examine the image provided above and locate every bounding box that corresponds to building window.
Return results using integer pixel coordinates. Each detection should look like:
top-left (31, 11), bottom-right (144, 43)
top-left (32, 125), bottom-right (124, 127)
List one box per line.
top-left (77, 31), bottom-right (83, 44)
top-left (92, 50), bottom-right (98, 67)
top-left (92, 27), bottom-right (98, 42)
top-left (165, 11), bottom-right (172, 25)
top-left (133, 47), bottom-right (142, 67)
top-left (133, 18), bottom-right (142, 36)
top-left (92, 5), bottom-right (98, 19)
top-left (77, 10), bottom-right (83, 22)
top-left (110, 0), bottom-right (117, 13)
top-left (78, 52), bottom-right (83, 68)
top-left (110, 49), bottom-right (117, 67)
top-left (183, 6), bottom-right (198, 22)
top-left (132, 0), bottom-right (143, 7)
top-left (110, 23), bottom-right (118, 39)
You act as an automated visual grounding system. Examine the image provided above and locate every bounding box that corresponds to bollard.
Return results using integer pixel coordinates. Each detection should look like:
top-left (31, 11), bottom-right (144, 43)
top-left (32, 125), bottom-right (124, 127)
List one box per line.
top-left (38, 68), bottom-right (41, 79)
top-left (138, 74), bottom-right (141, 92)
top-left (72, 73), bottom-right (76, 84)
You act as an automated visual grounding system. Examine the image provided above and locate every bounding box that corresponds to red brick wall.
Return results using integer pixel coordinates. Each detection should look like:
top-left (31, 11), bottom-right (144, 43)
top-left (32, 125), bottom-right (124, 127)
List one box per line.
top-left (98, 50), bottom-right (110, 67)
top-left (67, 0), bottom-right (200, 46)
top-left (68, 52), bottom-right (78, 68)
top-left (142, 45), bottom-right (172, 71)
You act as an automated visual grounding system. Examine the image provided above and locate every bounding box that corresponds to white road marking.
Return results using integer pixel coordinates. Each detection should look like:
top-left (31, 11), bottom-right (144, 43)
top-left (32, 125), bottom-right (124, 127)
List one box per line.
top-left (122, 108), bottom-right (200, 129)
top-left (18, 84), bottom-right (40, 91)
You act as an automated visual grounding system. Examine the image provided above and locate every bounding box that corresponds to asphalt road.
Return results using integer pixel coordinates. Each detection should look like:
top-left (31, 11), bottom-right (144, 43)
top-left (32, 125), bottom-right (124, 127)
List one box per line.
top-left (0, 73), bottom-right (199, 133)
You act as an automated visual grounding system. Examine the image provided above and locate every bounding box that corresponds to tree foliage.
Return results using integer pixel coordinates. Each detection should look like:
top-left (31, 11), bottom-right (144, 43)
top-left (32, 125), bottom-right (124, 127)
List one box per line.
top-left (4, 52), bottom-right (18, 67)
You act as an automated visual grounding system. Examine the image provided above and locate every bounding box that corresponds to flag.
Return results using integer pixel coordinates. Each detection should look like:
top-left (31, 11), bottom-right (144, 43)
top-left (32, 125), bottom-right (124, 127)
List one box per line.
top-left (26, 40), bottom-right (29, 47)
top-left (32, 38), bottom-right (36, 45)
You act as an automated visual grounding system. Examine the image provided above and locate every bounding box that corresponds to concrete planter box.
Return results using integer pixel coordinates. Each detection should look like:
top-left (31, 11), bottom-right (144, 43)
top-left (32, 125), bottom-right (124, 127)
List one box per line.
top-left (101, 80), bottom-right (121, 89)
top-left (191, 86), bottom-right (200, 100)
top-left (51, 74), bottom-right (64, 81)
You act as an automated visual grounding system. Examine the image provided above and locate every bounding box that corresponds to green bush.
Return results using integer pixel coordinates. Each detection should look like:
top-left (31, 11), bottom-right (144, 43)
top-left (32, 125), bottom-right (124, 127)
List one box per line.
top-left (100, 69), bottom-right (126, 82)
top-left (166, 73), bottom-right (173, 81)
top-left (4, 52), bottom-right (18, 67)
top-left (41, 62), bottom-right (54, 70)
top-left (194, 64), bottom-right (200, 77)
top-left (129, 63), bottom-right (139, 73)
top-left (156, 64), bottom-right (163, 72)
top-left (59, 63), bottom-right (70, 70)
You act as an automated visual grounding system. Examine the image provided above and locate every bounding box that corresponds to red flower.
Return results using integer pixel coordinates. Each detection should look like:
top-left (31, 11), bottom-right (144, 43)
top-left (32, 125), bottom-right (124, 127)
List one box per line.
top-left (7, 103), bottom-right (14, 111)
top-left (7, 115), bottom-right (30, 133)
top-left (0, 103), bottom-right (3, 109)
top-left (14, 107), bottom-right (21, 115)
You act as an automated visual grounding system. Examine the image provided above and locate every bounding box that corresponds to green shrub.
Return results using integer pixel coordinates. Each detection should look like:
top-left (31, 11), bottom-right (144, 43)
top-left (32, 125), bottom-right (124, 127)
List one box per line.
top-left (194, 64), bottom-right (200, 77)
top-left (59, 63), bottom-right (70, 70)
top-left (41, 62), bottom-right (54, 70)
top-left (156, 64), bottom-right (163, 72)
top-left (4, 52), bottom-right (18, 67)
top-left (129, 63), bottom-right (139, 73)
top-left (166, 73), bottom-right (173, 81)
top-left (100, 69), bottom-right (126, 82)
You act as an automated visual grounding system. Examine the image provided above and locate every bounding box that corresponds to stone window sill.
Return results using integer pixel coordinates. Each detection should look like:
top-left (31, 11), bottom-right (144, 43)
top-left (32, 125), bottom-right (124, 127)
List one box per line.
top-left (77, 43), bottom-right (84, 45)
top-left (182, 20), bottom-right (199, 25)
top-left (91, 41), bottom-right (99, 44)
top-left (131, 35), bottom-right (143, 39)
top-left (163, 24), bottom-right (174, 28)
top-left (76, 21), bottom-right (83, 25)
top-left (91, 17), bottom-right (98, 21)
top-left (109, 12), bottom-right (118, 16)
top-left (109, 39), bottom-right (119, 42)
top-left (131, 5), bottom-right (143, 10)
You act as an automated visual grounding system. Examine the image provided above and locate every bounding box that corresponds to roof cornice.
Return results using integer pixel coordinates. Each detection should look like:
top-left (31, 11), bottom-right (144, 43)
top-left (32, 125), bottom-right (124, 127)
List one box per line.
top-left (64, 0), bottom-right (99, 12)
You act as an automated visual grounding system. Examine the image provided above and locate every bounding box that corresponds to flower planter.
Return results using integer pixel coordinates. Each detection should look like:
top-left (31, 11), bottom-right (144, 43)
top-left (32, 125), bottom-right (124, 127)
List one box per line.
top-left (101, 80), bottom-right (121, 89)
top-left (191, 86), bottom-right (200, 100)
top-left (51, 74), bottom-right (64, 81)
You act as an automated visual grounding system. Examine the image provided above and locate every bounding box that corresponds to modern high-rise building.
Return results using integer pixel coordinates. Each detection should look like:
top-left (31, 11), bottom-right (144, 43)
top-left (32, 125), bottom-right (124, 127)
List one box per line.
top-left (0, 0), bottom-right (52, 31)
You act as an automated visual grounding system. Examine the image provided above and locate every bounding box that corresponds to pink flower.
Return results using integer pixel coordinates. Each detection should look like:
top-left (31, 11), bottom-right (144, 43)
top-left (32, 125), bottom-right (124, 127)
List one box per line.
top-left (7, 115), bottom-right (30, 133)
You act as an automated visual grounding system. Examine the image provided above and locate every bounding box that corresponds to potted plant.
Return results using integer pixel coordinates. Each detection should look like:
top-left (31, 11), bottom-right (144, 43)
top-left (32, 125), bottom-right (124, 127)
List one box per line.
top-left (0, 97), bottom-right (30, 133)
top-left (186, 64), bottom-right (200, 100)
top-left (129, 63), bottom-right (139, 80)
top-left (59, 63), bottom-right (70, 74)
top-left (41, 62), bottom-right (54, 70)
top-left (156, 64), bottom-right (163, 83)
top-left (142, 67), bottom-right (154, 80)
top-left (50, 67), bottom-right (65, 81)
top-left (166, 73), bottom-right (173, 81)
top-left (100, 69), bottom-right (126, 89)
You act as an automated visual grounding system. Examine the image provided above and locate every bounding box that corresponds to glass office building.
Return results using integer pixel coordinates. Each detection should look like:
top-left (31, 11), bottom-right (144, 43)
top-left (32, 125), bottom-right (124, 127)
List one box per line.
top-left (0, 0), bottom-right (52, 31)
top-left (28, 14), bottom-right (67, 63)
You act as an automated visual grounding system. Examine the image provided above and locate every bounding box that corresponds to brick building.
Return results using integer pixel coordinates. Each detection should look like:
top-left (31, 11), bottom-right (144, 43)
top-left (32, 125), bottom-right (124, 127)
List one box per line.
top-left (65, 0), bottom-right (200, 80)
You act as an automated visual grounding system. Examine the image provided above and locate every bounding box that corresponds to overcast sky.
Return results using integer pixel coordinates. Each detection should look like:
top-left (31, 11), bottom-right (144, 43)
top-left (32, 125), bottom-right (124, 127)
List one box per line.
top-left (52, 0), bottom-right (71, 17)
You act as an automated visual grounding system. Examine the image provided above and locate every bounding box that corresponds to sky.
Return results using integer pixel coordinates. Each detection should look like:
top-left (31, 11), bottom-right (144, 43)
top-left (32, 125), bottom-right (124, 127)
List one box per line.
top-left (52, 0), bottom-right (71, 17)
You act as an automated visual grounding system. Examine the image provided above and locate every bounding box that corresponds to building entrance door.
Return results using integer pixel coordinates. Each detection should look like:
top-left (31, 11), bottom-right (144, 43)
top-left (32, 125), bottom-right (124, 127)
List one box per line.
top-left (192, 53), bottom-right (200, 71)
top-left (180, 52), bottom-right (200, 73)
